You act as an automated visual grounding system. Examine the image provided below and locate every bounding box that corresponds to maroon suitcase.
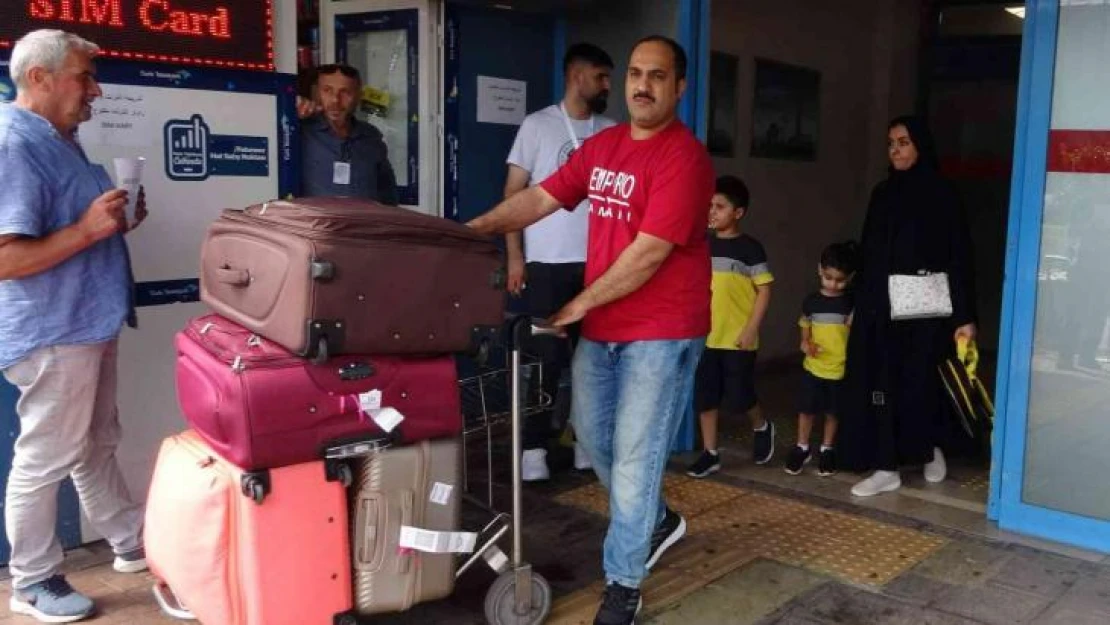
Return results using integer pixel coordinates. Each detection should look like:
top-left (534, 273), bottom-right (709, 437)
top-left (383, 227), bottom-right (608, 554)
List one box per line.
top-left (200, 197), bottom-right (505, 360)
top-left (174, 314), bottom-right (463, 470)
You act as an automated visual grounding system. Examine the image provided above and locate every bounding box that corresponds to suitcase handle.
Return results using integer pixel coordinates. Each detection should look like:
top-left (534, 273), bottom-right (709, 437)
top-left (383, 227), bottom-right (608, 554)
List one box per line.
top-left (338, 361), bottom-right (375, 381)
top-left (215, 266), bottom-right (250, 287)
top-left (152, 582), bottom-right (196, 621)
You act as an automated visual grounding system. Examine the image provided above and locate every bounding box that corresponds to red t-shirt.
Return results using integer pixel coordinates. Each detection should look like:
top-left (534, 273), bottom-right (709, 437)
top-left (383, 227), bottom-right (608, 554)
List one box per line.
top-left (540, 120), bottom-right (714, 342)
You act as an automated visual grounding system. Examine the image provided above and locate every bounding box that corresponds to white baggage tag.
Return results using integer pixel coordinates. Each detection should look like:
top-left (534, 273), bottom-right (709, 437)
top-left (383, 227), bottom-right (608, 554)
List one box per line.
top-left (429, 482), bottom-right (454, 506)
top-left (358, 390), bottom-right (382, 413)
top-left (369, 407), bottom-right (404, 433)
top-left (333, 161), bottom-right (351, 185)
top-left (399, 526), bottom-right (477, 554)
top-left (357, 390), bottom-right (404, 432)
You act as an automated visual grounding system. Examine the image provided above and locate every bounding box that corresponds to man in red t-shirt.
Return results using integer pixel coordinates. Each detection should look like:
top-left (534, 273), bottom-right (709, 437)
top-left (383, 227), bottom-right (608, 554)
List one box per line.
top-left (468, 36), bottom-right (714, 625)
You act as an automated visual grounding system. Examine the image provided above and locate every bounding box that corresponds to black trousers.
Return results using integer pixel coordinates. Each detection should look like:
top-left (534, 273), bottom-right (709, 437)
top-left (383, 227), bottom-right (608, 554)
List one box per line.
top-left (522, 262), bottom-right (585, 450)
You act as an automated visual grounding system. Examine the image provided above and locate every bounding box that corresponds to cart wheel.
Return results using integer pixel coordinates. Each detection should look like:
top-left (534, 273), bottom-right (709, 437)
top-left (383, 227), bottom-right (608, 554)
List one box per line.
top-left (337, 463), bottom-right (353, 488)
top-left (483, 570), bottom-right (551, 625)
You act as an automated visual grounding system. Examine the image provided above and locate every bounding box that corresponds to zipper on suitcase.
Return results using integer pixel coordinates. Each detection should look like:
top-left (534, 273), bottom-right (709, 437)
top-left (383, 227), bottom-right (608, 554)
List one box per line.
top-left (223, 209), bottom-right (498, 251)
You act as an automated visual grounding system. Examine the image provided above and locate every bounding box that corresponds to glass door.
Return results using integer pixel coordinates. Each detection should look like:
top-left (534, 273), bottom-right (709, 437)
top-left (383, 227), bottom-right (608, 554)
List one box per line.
top-left (320, 0), bottom-right (439, 213)
top-left (996, 0), bottom-right (1110, 552)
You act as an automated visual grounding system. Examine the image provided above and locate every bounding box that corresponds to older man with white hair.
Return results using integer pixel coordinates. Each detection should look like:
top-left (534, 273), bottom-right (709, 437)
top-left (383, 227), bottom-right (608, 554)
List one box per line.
top-left (0, 29), bottom-right (148, 622)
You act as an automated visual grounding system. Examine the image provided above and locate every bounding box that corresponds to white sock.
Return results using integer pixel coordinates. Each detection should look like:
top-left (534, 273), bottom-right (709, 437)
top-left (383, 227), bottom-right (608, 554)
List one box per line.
top-left (706, 449), bottom-right (719, 456)
top-left (821, 445), bottom-right (833, 452)
top-left (754, 423), bottom-right (769, 432)
top-left (797, 444), bottom-right (809, 452)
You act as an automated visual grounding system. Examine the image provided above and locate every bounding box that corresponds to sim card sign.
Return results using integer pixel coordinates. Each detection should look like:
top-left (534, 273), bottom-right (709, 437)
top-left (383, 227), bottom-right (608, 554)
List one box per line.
top-left (165, 115), bottom-right (209, 180)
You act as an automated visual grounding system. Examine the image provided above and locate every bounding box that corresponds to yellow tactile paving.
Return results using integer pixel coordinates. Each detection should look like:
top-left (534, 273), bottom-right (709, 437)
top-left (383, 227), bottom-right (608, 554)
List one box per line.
top-left (550, 474), bottom-right (948, 622)
top-left (552, 474), bottom-right (748, 518)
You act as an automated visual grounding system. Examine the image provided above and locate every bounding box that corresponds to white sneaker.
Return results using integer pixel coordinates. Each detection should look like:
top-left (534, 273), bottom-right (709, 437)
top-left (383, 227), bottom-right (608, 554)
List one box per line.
top-left (522, 449), bottom-right (550, 482)
top-left (574, 443), bottom-right (592, 470)
top-left (851, 470), bottom-right (902, 497)
top-left (924, 447), bottom-right (947, 483)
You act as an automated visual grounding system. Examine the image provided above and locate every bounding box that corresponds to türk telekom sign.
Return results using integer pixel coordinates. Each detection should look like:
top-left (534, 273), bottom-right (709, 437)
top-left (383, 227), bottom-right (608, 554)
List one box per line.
top-left (1, 1), bottom-right (274, 71)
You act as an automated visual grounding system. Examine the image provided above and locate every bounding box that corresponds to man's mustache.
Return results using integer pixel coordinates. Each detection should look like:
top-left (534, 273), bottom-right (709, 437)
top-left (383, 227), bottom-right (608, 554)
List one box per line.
top-left (633, 92), bottom-right (655, 102)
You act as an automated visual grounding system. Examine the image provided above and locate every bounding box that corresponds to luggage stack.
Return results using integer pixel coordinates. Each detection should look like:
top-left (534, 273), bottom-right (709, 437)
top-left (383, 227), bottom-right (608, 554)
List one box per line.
top-left (144, 198), bottom-right (507, 625)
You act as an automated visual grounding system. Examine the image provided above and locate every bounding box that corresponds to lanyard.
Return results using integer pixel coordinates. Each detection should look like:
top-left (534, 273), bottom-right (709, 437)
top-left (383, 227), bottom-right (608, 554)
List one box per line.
top-left (560, 103), bottom-right (596, 151)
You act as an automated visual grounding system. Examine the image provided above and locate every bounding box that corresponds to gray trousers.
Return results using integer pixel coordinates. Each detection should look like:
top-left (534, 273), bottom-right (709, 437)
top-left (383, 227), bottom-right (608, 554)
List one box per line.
top-left (2, 340), bottom-right (142, 589)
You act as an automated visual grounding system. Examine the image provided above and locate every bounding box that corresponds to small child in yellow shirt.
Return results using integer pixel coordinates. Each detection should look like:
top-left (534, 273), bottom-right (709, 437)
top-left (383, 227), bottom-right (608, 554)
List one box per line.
top-left (785, 241), bottom-right (858, 477)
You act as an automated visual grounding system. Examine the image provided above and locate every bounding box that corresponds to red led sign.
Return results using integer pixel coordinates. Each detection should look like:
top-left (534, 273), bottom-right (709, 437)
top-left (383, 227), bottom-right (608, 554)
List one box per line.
top-left (1, 1), bottom-right (274, 71)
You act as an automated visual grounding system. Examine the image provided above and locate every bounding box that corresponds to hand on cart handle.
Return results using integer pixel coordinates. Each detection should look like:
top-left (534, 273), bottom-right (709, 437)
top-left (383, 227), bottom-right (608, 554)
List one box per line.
top-left (507, 316), bottom-right (566, 351)
top-left (547, 296), bottom-right (590, 330)
top-left (530, 320), bottom-right (565, 338)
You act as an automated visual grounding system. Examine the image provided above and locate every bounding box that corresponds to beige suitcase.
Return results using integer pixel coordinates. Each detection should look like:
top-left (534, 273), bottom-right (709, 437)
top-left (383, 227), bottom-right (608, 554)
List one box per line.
top-left (350, 438), bottom-right (462, 614)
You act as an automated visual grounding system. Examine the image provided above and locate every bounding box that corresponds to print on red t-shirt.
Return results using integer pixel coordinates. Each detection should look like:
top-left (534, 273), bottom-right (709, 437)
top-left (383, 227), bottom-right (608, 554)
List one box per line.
top-left (540, 120), bottom-right (715, 342)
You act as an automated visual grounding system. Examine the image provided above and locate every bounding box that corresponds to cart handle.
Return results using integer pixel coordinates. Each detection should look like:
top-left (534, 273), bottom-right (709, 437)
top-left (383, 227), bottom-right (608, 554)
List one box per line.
top-left (507, 316), bottom-right (564, 351)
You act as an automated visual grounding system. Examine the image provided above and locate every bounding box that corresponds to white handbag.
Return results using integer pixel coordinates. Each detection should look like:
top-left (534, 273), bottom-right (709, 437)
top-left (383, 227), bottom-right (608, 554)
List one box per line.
top-left (888, 272), bottom-right (953, 320)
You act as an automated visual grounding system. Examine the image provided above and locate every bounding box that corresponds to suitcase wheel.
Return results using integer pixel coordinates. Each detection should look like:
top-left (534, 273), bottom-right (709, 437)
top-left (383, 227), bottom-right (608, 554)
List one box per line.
top-left (248, 481), bottom-right (266, 504)
top-left (337, 463), bottom-right (353, 487)
top-left (484, 570), bottom-right (551, 625)
top-left (474, 339), bottom-right (490, 368)
top-left (241, 471), bottom-right (271, 505)
top-left (312, 337), bottom-right (330, 365)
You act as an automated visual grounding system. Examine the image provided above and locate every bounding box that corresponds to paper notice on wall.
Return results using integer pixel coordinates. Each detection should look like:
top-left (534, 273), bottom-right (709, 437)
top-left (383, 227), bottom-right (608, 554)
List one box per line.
top-left (477, 76), bottom-right (527, 126)
top-left (81, 86), bottom-right (156, 147)
top-left (399, 526), bottom-right (477, 553)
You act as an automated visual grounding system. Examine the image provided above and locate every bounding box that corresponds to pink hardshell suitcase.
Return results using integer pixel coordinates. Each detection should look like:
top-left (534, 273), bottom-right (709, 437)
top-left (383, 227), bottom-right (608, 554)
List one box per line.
top-left (144, 430), bottom-right (357, 625)
top-left (174, 314), bottom-right (462, 470)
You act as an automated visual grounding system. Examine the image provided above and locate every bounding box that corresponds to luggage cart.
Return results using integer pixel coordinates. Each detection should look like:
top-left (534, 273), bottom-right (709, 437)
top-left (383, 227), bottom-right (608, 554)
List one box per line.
top-left (456, 317), bottom-right (555, 625)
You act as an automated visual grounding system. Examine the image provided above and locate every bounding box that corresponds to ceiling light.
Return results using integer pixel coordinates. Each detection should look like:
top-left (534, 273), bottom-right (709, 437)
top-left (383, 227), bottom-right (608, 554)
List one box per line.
top-left (1006, 6), bottom-right (1026, 18)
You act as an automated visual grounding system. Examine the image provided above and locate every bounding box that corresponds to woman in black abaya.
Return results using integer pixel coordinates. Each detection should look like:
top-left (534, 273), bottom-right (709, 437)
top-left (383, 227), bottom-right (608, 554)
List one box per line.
top-left (840, 116), bottom-right (977, 497)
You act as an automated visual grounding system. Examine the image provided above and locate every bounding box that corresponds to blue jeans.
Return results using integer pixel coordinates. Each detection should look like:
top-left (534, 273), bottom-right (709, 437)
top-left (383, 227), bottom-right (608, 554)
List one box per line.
top-left (570, 337), bottom-right (704, 588)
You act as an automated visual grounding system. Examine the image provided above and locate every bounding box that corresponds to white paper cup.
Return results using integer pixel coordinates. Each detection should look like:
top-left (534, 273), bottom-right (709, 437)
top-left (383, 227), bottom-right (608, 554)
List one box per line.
top-left (112, 157), bottom-right (145, 226)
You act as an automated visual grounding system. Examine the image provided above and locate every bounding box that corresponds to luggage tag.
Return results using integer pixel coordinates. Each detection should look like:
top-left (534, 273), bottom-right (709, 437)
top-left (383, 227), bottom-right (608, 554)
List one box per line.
top-left (357, 390), bottom-right (405, 433)
top-left (430, 482), bottom-right (454, 506)
top-left (333, 161), bottom-right (351, 185)
top-left (399, 526), bottom-right (478, 554)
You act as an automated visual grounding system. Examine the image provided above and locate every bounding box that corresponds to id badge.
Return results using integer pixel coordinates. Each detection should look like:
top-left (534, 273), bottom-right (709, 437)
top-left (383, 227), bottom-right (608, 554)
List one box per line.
top-left (333, 161), bottom-right (351, 185)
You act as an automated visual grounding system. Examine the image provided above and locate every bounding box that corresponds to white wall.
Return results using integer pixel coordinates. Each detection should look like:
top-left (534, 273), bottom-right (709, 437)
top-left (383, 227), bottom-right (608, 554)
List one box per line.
top-left (709, 0), bottom-right (921, 362)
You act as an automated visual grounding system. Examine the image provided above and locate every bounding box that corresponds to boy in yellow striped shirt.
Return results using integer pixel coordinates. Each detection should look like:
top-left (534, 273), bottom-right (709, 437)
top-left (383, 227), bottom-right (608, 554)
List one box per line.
top-left (687, 176), bottom-right (775, 478)
top-left (786, 241), bottom-right (858, 477)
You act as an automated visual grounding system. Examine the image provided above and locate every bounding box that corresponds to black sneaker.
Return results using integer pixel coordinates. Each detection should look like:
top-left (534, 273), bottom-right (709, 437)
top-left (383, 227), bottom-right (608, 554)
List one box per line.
top-left (818, 448), bottom-right (837, 477)
top-left (593, 583), bottom-right (642, 625)
top-left (685, 450), bottom-right (720, 478)
top-left (645, 507), bottom-right (686, 570)
top-left (753, 421), bottom-right (776, 465)
top-left (784, 446), bottom-right (811, 475)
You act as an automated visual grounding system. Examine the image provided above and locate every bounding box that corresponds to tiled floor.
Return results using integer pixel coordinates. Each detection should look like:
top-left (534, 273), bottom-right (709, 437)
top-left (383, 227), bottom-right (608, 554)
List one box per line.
top-left (0, 543), bottom-right (178, 624)
top-left (3, 366), bottom-right (1109, 624)
top-left (1, 464), bottom-right (1108, 624)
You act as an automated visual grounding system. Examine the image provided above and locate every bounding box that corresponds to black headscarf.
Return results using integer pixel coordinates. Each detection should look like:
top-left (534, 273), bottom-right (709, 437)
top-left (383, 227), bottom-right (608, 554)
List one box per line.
top-left (887, 114), bottom-right (940, 174)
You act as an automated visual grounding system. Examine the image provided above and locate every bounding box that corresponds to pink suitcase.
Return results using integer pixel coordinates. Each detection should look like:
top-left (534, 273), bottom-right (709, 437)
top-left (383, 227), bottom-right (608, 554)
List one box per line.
top-left (199, 197), bottom-right (505, 360)
top-left (144, 430), bottom-right (357, 625)
top-left (175, 314), bottom-right (463, 470)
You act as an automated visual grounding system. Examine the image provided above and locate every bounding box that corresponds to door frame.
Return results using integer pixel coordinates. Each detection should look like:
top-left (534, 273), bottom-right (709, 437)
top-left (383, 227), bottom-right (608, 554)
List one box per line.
top-left (990, 0), bottom-right (1110, 553)
top-left (320, 0), bottom-right (442, 215)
